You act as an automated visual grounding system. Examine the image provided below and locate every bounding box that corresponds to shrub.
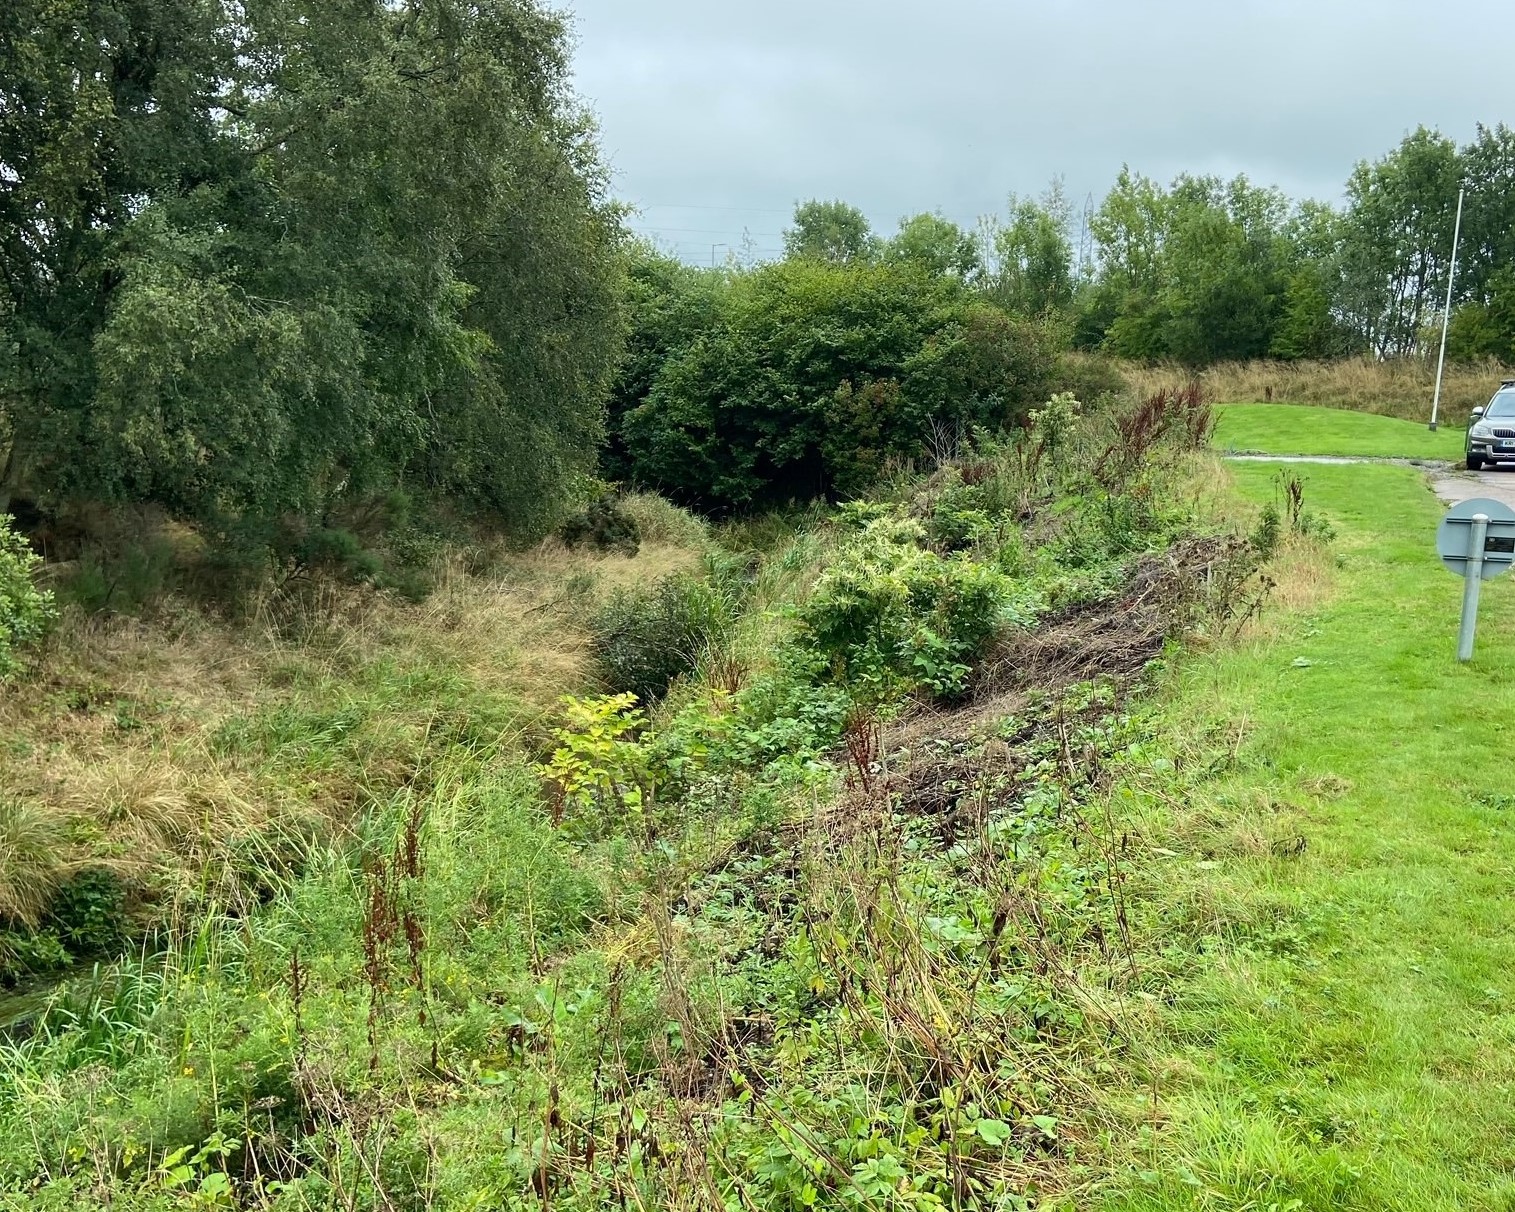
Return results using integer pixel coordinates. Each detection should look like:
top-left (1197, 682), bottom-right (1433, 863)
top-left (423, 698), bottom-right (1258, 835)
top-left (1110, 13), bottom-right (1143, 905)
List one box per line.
top-left (558, 493), bottom-right (641, 555)
top-left (621, 259), bottom-right (1055, 511)
top-left (1028, 391), bottom-right (1083, 464)
top-left (919, 473), bottom-right (997, 553)
top-left (590, 573), bottom-right (734, 702)
top-left (797, 517), bottom-right (1011, 700)
top-left (289, 526), bottom-right (383, 583)
top-left (0, 515), bottom-right (55, 680)
top-left (537, 693), bottom-right (654, 837)
top-left (1251, 503), bottom-right (1282, 556)
top-left (61, 533), bottom-right (180, 614)
top-left (44, 869), bottom-right (129, 958)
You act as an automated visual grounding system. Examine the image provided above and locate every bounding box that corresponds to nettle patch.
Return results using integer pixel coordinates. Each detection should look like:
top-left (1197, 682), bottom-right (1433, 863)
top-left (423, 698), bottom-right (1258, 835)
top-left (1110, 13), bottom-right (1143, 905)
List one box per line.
top-left (798, 517), bottom-right (1035, 701)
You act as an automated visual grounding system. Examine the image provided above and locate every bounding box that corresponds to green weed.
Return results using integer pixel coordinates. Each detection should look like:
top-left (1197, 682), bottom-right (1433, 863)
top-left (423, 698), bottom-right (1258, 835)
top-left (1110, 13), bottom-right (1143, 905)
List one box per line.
top-left (0, 515), bottom-right (54, 679)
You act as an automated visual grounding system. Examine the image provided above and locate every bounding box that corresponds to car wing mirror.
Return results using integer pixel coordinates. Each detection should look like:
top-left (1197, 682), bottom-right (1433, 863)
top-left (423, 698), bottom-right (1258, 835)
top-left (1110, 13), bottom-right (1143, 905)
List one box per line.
top-left (1473, 406), bottom-right (1486, 419)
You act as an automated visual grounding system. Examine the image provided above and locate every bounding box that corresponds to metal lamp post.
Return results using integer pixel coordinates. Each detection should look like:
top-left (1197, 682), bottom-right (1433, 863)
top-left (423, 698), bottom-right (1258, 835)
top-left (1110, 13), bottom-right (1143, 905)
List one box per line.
top-left (1429, 187), bottom-right (1465, 432)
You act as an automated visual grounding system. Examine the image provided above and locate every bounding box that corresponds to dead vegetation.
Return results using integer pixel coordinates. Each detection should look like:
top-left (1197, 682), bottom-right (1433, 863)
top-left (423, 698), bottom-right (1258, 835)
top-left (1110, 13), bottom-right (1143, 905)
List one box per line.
top-left (1124, 355), bottom-right (1515, 422)
top-left (0, 535), bottom-right (706, 937)
top-left (982, 535), bottom-right (1264, 697)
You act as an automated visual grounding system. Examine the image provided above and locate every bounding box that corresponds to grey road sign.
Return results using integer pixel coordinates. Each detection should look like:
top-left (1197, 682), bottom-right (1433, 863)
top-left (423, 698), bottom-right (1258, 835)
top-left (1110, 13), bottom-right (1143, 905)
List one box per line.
top-left (1437, 497), bottom-right (1515, 661)
top-left (1437, 497), bottom-right (1515, 579)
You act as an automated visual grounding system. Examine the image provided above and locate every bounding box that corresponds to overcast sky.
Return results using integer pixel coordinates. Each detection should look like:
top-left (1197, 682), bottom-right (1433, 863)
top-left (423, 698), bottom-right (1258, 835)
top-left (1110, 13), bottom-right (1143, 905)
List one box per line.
top-left (567, 0), bottom-right (1515, 263)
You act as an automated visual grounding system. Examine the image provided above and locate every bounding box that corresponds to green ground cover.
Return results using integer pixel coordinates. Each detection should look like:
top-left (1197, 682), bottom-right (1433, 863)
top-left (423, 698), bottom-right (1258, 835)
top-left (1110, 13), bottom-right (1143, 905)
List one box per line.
top-left (1214, 403), bottom-right (1466, 461)
top-left (1104, 460), bottom-right (1515, 1209)
top-left (0, 399), bottom-right (1233, 1211)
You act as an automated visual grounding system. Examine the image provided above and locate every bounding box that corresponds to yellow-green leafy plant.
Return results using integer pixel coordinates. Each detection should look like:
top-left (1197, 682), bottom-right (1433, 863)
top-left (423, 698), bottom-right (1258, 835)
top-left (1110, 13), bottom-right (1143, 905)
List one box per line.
top-left (537, 694), bottom-right (655, 835)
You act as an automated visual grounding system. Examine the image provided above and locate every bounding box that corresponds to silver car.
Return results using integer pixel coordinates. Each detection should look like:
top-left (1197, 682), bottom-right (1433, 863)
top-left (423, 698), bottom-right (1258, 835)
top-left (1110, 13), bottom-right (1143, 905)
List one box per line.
top-left (1466, 380), bottom-right (1515, 470)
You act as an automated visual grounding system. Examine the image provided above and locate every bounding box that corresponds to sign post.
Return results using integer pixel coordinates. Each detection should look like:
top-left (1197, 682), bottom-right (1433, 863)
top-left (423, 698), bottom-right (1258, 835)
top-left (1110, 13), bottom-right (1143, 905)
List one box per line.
top-left (1436, 497), bottom-right (1515, 660)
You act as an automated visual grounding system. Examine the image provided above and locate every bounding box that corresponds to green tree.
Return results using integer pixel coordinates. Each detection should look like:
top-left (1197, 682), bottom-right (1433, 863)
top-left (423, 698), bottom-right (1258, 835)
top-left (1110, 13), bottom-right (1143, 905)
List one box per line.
top-left (1084, 167), bottom-right (1170, 355)
top-left (1082, 170), bottom-right (1298, 362)
top-left (1457, 124), bottom-right (1515, 308)
top-left (1447, 268), bottom-right (1515, 362)
top-left (784, 199), bottom-right (878, 264)
top-left (885, 213), bottom-right (979, 277)
top-left (602, 244), bottom-right (731, 480)
top-left (1271, 267), bottom-right (1342, 359)
top-left (1089, 167), bottom-right (1169, 294)
top-left (983, 189), bottom-right (1075, 317)
top-left (1337, 127), bottom-right (1462, 357)
top-left (1159, 175), bottom-right (1289, 364)
top-left (0, 0), bottom-right (235, 513)
top-left (1, 0), bottom-right (624, 536)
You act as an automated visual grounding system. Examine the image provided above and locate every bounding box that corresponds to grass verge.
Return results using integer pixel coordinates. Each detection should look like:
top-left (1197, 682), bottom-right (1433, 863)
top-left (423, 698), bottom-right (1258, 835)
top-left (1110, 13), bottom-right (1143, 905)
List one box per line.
top-left (1099, 461), bottom-right (1515, 1210)
top-left (1214, 403), bottom-right (1465, 461)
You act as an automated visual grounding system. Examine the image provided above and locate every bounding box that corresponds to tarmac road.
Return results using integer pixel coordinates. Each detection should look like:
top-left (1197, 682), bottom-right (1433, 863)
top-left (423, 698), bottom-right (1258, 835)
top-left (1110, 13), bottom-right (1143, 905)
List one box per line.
top-left (1429, 463), bottom-right (1515, 510)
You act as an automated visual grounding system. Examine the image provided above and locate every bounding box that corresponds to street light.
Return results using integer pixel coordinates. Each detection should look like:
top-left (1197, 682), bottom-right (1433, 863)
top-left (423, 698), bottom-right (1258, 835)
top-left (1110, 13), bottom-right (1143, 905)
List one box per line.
top-left (1429, 187), bottom-right (1465, 433)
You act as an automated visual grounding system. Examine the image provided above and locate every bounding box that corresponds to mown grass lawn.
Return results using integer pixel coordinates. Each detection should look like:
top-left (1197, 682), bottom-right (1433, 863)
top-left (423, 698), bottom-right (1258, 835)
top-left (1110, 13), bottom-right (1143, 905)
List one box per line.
top-left (1215, 402), bottom-right (1466, 461)
top-left (1102, 461), bottom-right (1515, 1210)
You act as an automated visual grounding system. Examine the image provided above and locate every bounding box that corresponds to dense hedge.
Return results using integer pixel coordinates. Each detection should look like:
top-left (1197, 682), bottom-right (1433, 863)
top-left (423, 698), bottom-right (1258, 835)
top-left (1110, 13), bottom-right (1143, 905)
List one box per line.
top-left (616, 256), bottom-right (1057, 510)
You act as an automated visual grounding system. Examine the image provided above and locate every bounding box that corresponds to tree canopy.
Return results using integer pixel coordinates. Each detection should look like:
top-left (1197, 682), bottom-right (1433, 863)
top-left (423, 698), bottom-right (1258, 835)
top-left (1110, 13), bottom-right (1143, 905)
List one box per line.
top-left (0, 0), bottom-right (625, 534)
top-left (614, 252), bottom-right (1054, 510)
top-left (783, 199), bottom-right (878, 264)
top-left (1071, 126), bottom-right (1515, 364)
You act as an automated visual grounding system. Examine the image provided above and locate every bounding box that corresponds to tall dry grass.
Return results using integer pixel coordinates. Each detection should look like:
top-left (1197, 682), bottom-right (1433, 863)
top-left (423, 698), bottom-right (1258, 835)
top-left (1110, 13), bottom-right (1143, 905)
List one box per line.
top-left (0, 509), bottom-right (710, 935)
top-left (1124, 356), bottom-right (1515, 422)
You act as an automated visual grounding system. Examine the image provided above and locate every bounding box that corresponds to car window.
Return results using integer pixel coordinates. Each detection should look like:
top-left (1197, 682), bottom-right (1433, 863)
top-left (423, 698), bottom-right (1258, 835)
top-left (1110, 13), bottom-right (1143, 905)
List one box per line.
top-left (1486, 391), bottom-right (1515, 418)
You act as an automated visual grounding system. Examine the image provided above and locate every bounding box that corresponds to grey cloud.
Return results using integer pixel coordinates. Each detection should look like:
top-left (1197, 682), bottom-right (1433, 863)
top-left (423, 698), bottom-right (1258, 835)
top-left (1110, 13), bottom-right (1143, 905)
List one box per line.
top-left (567, 0), bottom-right (1515, 259)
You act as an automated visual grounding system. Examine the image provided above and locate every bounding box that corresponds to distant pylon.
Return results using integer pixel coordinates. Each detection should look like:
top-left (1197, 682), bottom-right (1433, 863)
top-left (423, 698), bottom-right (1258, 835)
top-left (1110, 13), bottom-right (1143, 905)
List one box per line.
top-left (1078, 192), bottom-right (1095, 282)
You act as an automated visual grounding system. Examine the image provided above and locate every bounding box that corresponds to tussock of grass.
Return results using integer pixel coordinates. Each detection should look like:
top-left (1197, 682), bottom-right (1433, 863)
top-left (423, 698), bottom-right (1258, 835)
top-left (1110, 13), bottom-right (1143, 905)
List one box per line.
top-left (0, 518), bottom-right (711, 950)
top-left (619, 491), bottom-right (710, 547)
top-left (0, 801), bottom-right (62, 925)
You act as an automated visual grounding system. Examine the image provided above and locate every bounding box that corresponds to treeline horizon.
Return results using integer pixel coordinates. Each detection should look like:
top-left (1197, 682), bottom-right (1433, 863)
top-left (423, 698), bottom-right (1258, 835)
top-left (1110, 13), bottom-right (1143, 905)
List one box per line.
top-left (5, 0), bottom-right (1513, 559)
top-left (649, 123), bottom-right (1515, 368)
top-left (603, 124), bottom-right (1515, 511)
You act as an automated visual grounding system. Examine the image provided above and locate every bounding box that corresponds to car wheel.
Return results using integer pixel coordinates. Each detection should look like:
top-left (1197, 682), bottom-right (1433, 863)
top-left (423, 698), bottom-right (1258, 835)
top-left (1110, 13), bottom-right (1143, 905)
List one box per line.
top-left (1468, 453), bottom-right (1485, 471)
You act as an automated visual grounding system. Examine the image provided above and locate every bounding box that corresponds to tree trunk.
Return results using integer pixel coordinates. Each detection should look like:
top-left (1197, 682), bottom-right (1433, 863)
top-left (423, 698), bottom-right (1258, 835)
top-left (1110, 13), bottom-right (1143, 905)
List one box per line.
top-left (0, 436), bottom-right (23, 517)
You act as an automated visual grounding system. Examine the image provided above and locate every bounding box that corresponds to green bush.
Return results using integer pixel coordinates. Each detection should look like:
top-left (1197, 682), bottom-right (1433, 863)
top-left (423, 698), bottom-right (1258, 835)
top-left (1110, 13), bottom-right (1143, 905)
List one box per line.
top-left (558, 493), bottom-right (641, 555)
top-left (0, 516), bottom-right (55, 680)
top-left (0, 928), bottom-right (71, 980)
top-left (290, 526), bottom-right (383, 583)
top-left (590, 572), bottom-right (735, 702)
top-left (193, 511), bottom-right (440, 607)
top-left (61, 532), bottom-right (179, 614)
top-left (797, 517), bottom-right (1013, 699)
top-left (1251, 503), bottom-right (1282, 556)
top-left (620, 258), bottom-right (1055, 510)
top-left (920, 473), bottom-right (998, 553)
top-left (44, 869), bottom-right (129, 958)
